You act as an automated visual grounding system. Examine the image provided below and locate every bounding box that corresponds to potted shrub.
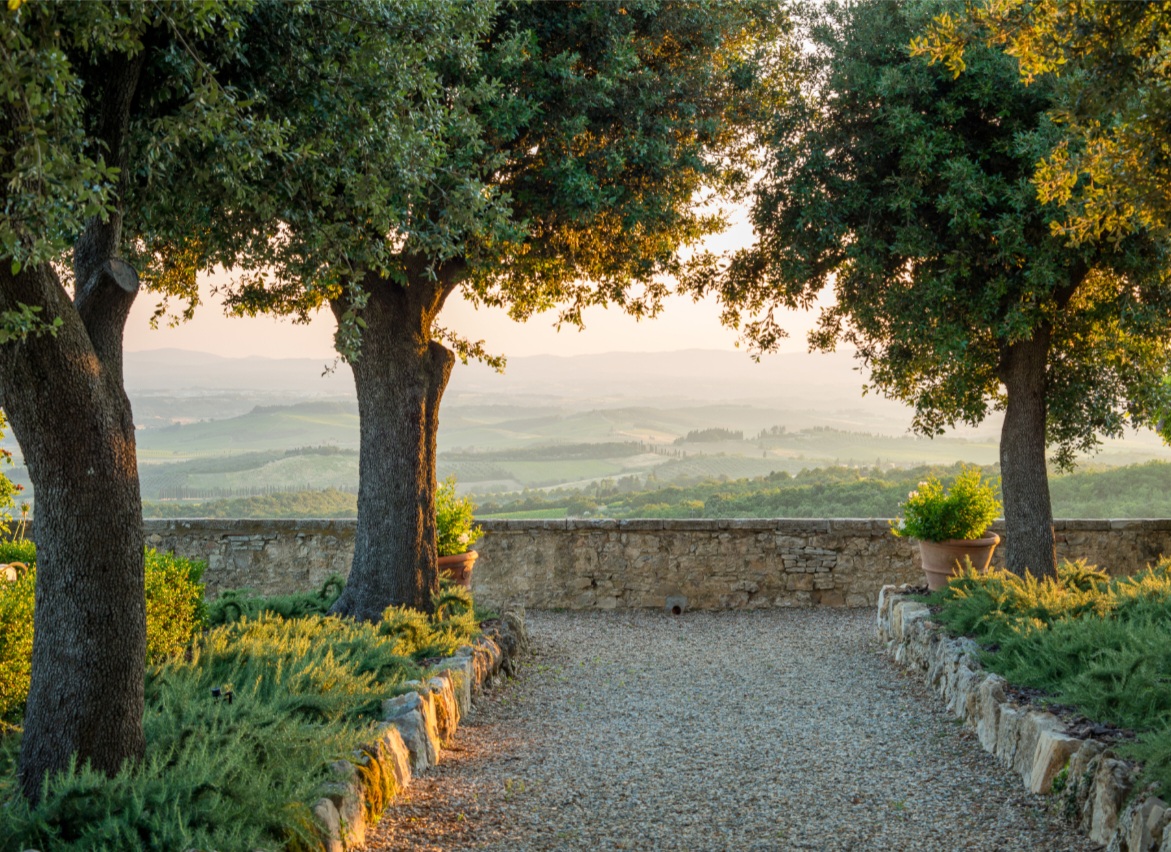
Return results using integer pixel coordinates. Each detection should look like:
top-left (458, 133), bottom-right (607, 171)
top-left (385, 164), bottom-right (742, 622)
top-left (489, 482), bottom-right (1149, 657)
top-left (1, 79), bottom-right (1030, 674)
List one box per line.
top-left (436, 476), bottom-right (482, 588)
top-left (891, 466), bottom-right (1002, 591)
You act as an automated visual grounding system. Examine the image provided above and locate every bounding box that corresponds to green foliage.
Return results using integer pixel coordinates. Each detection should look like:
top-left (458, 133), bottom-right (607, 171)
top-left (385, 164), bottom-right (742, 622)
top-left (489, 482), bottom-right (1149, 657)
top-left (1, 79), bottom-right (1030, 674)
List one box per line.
top-left (143, 550), bottom-right (206, 661)
top-left (1, 585), bottom-right (484, 847)
top-left (379, 581), bottom-right (479, 662)
top-left (891, 466), bottom-right (1001, 542)
top-left (695, 0), bottom-right (1171, 462)
top-left (0, 548), bottom-right (205, 722)
top-left (0, 567), bottom-right (33, 730)
top-left (0, 614), bottom-right (416, 850)
top-left (914, 2), bottom-right (1171, 247)
top-left (675, 428), bottom-right (745, 445)
top-left (933, 558), bottom-right (1171, 791)
top-left (435, 476), bottom-right (481, 557)
top-left (0, 539), bottom-right (35, 566)
top-left (205, 575), bottom-right (345, 627)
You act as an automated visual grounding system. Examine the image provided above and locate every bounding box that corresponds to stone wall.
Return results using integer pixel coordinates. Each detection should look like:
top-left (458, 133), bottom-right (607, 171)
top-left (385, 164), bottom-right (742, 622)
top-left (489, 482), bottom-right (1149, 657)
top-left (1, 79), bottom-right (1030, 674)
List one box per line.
top-left (878, 586), bottom-right (1161, 848)
top-left (136, 517), bottom-right (1171, 610)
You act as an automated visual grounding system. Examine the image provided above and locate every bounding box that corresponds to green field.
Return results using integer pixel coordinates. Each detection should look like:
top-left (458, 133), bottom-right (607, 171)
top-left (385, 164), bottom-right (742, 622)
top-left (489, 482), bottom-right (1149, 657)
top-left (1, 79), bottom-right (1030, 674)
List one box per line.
top-left (7, 394), bottom-right (1170, 511)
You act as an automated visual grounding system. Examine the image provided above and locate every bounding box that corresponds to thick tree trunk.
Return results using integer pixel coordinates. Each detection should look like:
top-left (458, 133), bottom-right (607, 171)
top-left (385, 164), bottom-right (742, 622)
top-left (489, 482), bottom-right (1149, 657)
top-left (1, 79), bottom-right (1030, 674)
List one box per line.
top-left (2, 49), bottom-right (146, 800)
top-left (998, 328), bottom-right (1056, 578)
top-left (1, 262), bottom-right (145, 801)
top-left (328, 283), bottom-right (455, 620)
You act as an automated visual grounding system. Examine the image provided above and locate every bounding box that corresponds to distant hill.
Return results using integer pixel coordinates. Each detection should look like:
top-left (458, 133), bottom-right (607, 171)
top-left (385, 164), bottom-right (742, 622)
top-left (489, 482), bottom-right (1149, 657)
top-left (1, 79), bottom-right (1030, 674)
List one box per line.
top-left (124, 346), bottom-right (924, 433)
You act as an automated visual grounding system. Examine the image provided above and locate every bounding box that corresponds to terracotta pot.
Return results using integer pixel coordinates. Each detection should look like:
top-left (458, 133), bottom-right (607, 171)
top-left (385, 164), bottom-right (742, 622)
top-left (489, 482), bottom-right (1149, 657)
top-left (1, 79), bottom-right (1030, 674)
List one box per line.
top-left (437, 550), bottom-right (478, 588)
top-left (918, 534), bottom-right (1000, 591)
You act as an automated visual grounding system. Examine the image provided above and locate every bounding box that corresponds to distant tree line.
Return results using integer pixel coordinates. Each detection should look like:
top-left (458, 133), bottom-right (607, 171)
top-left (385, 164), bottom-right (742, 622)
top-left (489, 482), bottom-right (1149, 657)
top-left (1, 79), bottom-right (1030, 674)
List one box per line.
top-left (674, 428), bottom-right (745, 445)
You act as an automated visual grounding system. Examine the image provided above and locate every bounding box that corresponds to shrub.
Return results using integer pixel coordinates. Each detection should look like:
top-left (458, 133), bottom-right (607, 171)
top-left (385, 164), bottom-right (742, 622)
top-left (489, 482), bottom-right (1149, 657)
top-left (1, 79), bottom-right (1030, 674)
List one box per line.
top-left (0, 539), bottom-right (35, 568)
top-left (0, 568), bottom-right (34, 729)
top-left (0, 614), bottom-right (418, 850)
top-left (0, 547), bottom-right (205, 722)
top-left (891, 465), bottom-right (1001, 542)
top-left (436, 476), bottom-right (481, 557)
top-left (144, 550), bottom-right (206, 660)
top-left (933, 557), bottom-right (1171, 792)
top-left (205, 575), bottom-right (345, 626)
top-left (0, 586), bottom-right (485, 849)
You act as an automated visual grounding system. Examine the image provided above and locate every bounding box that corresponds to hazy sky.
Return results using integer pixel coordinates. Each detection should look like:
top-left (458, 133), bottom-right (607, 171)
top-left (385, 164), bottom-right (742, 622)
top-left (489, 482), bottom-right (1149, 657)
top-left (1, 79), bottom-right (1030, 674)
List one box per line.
top-left (122, 209), bottom-right (826, 359)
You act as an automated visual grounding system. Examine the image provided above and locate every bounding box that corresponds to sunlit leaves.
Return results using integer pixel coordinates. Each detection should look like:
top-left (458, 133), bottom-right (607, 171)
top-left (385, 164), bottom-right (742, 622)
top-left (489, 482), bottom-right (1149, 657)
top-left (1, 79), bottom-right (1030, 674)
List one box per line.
top-left (701, 0), bottom-right (1171, 464)
top-left (913, 0), bottom-right (1171, 245)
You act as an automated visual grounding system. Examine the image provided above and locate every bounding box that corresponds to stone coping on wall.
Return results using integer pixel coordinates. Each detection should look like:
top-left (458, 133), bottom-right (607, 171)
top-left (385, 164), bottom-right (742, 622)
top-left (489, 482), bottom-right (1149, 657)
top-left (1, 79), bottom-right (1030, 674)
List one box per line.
top-left (136, 517), bottom-right (1171, 532)
top-left (878, 586), bottom-right (1170, 850)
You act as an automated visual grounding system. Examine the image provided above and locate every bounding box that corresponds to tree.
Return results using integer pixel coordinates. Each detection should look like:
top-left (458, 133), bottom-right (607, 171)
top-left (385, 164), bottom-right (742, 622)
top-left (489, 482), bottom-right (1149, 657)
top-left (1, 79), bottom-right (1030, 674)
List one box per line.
top-left (912, 1), bottom-right (1171, 247)
top-left (224, 1), bottom-right (791, 618)
top-left (0, 0), bottom-right (298, 798)
top-left (690, 0), bottom-right (1171, 577)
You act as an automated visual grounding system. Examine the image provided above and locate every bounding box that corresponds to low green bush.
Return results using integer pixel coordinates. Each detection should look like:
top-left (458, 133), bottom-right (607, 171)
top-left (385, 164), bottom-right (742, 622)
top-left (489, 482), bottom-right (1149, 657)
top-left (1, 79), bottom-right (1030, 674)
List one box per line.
top-left (0, 567), bottom-right (34, 731)
top-left (0, 540), bottom-right (36, 567)
top-left (0, 547), bottom-right (206, 722)
top-left (1, 580), bottom-right (483, 849)
top-left (205, 575), bottom-right (345, 627)
top-left (891, 465), bottom-right (1001, 542)
top-left (435, 476), bottom-right (481, 557)
top-left (933, 558), bottom-right (1171, 791)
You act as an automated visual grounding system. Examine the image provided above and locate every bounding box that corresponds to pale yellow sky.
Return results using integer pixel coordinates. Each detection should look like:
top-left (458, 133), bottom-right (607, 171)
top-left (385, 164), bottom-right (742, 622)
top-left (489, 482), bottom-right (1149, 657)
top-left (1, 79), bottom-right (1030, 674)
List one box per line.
top-left (122, 209), bottom-right (825, 359)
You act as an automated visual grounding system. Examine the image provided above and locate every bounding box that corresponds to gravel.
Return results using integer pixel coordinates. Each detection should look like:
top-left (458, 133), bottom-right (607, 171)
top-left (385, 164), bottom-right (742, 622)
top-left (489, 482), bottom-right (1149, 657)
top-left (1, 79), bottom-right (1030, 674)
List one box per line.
top-left (367, 609), bottom-right (1099, 851)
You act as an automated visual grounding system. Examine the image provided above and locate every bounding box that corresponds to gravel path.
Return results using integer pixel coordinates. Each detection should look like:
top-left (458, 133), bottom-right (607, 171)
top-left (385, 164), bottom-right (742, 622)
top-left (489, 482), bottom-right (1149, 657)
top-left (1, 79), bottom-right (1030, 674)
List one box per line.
top-left (368, 609), bottom-right (1098, 851)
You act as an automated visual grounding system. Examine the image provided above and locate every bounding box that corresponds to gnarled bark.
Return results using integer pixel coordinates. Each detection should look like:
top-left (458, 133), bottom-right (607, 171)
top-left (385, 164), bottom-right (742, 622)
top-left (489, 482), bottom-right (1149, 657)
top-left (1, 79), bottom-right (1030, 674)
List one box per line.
top-left (998, 327), bottom-right (1056, 578)
top-left (328, 278), bottom-right (455, 620)
top-left (2, 49), bottom-right (147, 800)
top-left (1, 260), bottom-right (145, 801)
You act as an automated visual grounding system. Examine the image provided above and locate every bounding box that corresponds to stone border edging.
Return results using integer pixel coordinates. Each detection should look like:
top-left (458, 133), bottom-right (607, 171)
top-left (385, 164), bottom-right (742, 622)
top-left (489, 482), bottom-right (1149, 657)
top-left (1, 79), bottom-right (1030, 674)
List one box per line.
top-left (877, 585), bottom-right (1171, 851)
top-left (311, 610), bottom-right (528, 851)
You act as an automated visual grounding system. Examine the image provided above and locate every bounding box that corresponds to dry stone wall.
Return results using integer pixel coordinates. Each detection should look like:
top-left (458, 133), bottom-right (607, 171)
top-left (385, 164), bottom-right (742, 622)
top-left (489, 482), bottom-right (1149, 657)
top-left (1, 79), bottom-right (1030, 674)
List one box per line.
top-left (135, 518), bottom-right (1171, 610)
top-left (879, 586), bottom-right (1170, 850)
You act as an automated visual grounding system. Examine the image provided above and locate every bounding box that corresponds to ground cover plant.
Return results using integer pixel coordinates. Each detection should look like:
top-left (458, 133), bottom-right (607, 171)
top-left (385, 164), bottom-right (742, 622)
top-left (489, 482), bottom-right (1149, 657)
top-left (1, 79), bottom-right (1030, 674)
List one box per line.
top-left (932, 559), bottom-right (1171, 791)
top-left (0, 545), bottom-right (204, 724)
top-left (0, 565), bottom-right (481, 850)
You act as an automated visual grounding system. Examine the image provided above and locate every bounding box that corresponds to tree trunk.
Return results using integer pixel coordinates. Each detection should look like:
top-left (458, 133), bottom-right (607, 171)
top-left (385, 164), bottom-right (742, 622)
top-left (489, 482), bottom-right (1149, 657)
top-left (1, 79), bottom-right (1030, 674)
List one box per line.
top-left (2, 49), bottom-right (147, 800)
top-left (998, 328), bottom-right (1056, 578)
top-left (1, 262), bottom-right (145, 801)
top-left (328, 283), bottom-right (455, 620)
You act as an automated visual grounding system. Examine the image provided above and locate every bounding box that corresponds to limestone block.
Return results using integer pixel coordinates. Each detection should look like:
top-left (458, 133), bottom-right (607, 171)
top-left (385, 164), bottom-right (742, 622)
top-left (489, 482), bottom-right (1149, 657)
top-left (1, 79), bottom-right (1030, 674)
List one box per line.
top-left (957, 665), bottom-right (984, 722)
top-left (474, 636), bottom-right (504, 680)
top-left (1028, 728), bottom-right (1081, 794)
top-left (891, 600), bottom-right (930, 643)
top-left (1091, 758), bottom-right (1135, 846)
top-left (312, 797), bottom-right (344, 852)
top-left (385, 691), bottom-right (441, 773)
top-left (375, 723), bottom-right (413, 791)
top-left (322, 761), bottom-right (366, 849)
top-left (429, 674), bottom-right (460, 742)
top-left (994, 705), bottom-right (1025, 766)
top-left (786, 573), bottom-right (814, 592)
top-left (1013, 712), bottom-right (1062, 786)
top-left (433, 655), bottom-right (474, 715)
top-left (975, 675), bottom-right (1007, 751)
top-left (946, 663), bottom-right (980, 717)
top-left (1114, 797), bottom-right (1169, 852)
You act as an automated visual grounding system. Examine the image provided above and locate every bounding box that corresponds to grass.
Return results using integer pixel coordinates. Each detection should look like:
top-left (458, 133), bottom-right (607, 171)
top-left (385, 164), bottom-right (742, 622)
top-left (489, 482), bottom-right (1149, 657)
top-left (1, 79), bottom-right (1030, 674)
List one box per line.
top-left (932, 558), bottom-right (1171, 792)
top-left (0, 567), bottom-right (482, 850)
